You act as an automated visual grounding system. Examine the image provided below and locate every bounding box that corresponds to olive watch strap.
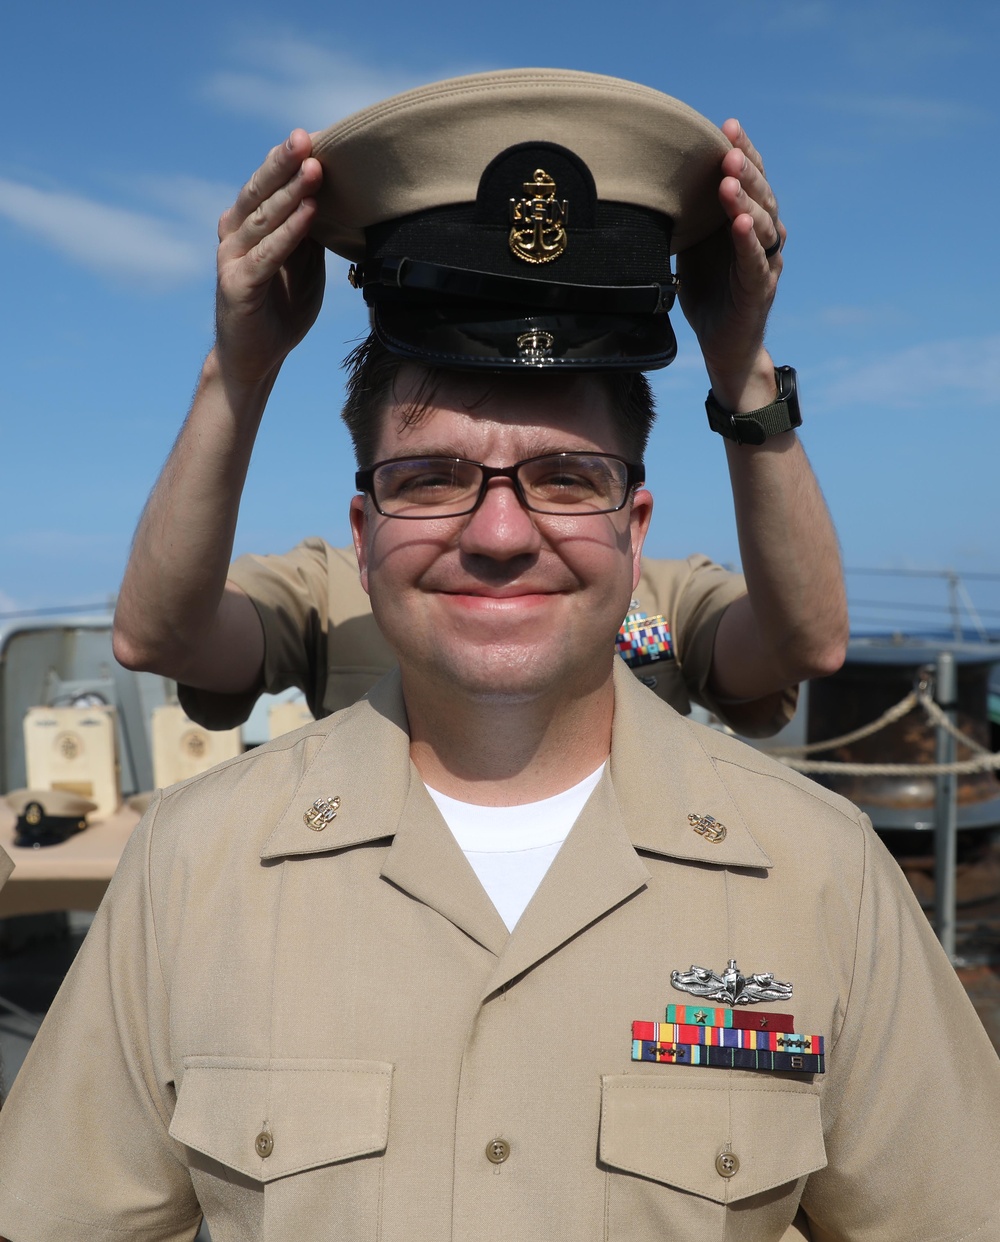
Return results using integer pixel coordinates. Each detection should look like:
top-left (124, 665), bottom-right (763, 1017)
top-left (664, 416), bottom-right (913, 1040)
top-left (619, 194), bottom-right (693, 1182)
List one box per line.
top-left (705, 365), bottom-right (801, 445)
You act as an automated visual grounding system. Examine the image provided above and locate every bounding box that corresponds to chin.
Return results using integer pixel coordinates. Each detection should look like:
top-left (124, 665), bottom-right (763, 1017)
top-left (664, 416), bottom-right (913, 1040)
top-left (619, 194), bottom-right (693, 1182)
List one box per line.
top-left (427, 642), bottom-right (609, 703)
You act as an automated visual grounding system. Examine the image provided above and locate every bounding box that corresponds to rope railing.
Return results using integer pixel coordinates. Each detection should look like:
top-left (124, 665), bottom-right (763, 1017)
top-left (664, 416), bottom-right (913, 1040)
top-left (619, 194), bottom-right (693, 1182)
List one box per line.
top-left (769, 678), bottom-right (1000, 777)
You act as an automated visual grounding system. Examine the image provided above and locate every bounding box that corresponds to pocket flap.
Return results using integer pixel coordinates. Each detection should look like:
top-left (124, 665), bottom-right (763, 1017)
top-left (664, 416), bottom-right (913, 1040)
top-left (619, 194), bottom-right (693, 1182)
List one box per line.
top-left (170, 1056), bottom-right (392, 1183)
top-left (600, 1076), bottom-right (826, 1205)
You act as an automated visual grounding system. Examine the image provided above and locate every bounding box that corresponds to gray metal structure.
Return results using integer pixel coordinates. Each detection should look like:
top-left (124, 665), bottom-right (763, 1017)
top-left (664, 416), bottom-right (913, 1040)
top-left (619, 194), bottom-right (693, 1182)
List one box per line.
top-left (0, 616), bottom-right (175, 798)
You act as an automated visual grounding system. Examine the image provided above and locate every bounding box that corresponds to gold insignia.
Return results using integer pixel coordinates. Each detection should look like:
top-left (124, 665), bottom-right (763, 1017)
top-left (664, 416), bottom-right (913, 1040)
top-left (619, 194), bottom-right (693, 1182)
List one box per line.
top-left (181, 730), bottom-right (207, 758)
top-left (304, 796), bottom-right (341, 832)
top-left (516, 329), bottom-right (554, 361)
top-left (25, 802), bottom-right (42, 826)
top-left (509, 169), bottom-right (568, 264)
top-left (57, 733), bottom-right (81, 760)
top-left (688, 812), bottom-right (727, 844)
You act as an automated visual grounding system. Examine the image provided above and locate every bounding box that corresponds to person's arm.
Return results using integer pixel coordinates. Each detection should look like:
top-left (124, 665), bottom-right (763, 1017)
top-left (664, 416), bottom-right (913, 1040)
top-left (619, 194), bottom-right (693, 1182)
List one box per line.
top-left (112, 129), bottom-right (325, 694)
top-left (677, 121), bottom-right (848, 706)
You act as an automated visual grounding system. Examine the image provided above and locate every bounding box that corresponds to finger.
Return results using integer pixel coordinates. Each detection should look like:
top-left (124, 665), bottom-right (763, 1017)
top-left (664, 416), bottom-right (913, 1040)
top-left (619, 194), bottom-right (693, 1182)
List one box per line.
top-left (720, 118), bottom-right (765, 178)
top-left (720, 119), bottom-right (783, 251)
top-left (721, 145), bottom-right (779, 216)
top-left (218, 129), bottom-right (316, 240)
top-left (719, 170), bottom-right (785, 257)
top-left (224, 156), bottom-right (322, 256)
top-left (730, 211), bottom-right (782, 288)
top-left (222, 196), bottom-right (320, 292)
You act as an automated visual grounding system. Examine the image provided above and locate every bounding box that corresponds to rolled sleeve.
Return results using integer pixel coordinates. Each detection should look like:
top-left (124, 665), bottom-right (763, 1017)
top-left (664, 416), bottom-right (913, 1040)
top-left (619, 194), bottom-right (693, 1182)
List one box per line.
top-left (179, 539), bottom-right (392, 729)
top-left (637, 555), bottom-right (797, 735)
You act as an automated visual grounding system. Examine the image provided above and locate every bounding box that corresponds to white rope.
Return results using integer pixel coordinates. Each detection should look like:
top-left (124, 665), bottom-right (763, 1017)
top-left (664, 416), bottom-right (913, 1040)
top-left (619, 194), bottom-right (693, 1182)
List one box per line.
top-left (769, 691), bottom-right (920, 755)
top-left (778, 752), bottom-right (1000, 777)
top-left (769, 679), bottom-right (1000, 777)
top-left (916, 688), bottom-right (992, 756)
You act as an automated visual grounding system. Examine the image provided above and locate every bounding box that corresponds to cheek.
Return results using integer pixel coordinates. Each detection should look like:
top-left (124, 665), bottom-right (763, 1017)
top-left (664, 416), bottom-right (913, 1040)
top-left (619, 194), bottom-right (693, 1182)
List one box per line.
top-left (365, 519), bottom-right (456, 597)
top-left (536, 514), bottom-right (633, 572)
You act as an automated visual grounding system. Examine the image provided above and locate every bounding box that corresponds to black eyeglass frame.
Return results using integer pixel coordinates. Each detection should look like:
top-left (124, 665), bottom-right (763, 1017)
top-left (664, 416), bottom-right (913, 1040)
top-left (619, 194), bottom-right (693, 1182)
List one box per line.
top-left (355, 452), bottom-right (646, 520)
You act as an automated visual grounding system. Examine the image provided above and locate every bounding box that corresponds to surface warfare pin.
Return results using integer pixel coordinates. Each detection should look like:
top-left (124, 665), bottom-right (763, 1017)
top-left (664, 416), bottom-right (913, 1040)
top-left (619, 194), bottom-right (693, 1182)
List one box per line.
top-left (671, 958), bottom-right (792, 1005)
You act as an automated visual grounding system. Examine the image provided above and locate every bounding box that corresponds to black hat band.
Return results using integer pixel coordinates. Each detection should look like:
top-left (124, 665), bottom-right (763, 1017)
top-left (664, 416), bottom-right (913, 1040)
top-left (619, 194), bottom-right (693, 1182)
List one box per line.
top-left (353, 257), bottom-right (678, 316)
top-left (15, 801), bottom-right (87, 848)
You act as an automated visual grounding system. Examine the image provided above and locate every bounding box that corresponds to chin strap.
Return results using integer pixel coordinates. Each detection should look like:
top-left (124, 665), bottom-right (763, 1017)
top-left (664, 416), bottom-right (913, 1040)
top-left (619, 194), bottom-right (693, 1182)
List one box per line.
top-left (350, 256), bottom-right (678, 315)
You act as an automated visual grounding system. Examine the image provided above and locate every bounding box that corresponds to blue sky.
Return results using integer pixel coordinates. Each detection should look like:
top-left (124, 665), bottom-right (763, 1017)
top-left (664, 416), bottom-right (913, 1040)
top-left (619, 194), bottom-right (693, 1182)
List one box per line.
top-left (2, 0), bottom-right (998, 634)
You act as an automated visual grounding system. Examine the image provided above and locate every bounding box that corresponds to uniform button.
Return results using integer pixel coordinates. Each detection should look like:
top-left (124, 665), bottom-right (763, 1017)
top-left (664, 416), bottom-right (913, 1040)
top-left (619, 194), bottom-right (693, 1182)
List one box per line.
top-left (485, 1138), bottom-right (510, 1164)
top-left (715, 1150), bottom-right (740, 1178)
top-left (255, 1130), bottom-right (274, 1159)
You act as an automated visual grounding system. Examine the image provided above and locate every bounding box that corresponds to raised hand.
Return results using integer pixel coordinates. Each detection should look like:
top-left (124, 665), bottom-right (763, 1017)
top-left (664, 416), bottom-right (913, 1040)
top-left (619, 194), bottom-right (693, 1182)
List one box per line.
top-left (677, 119), bottom-right (785, 403)
top-left (214, 129), bottom-right (326, 388)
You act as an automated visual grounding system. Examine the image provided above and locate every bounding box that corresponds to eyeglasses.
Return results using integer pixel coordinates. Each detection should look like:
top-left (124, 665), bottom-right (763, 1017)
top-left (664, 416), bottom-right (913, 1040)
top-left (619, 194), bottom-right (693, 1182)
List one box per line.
top-left (355, 453), bottom-right (645, 520)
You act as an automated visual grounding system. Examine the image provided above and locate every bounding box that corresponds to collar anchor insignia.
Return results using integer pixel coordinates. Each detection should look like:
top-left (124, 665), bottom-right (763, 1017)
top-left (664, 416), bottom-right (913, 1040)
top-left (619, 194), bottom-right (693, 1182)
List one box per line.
top-left (688, 812), bottom-right (726, 843)
top-left (671, 958), bottom-right (793, 1005)
top-left (303, 796), bottom-right (341, 832)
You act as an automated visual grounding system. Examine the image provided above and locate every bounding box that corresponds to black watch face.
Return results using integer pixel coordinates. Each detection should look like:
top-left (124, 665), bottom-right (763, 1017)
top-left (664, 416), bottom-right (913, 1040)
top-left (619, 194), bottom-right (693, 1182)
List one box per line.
top-left (776, 366), bottom-right (801, 426)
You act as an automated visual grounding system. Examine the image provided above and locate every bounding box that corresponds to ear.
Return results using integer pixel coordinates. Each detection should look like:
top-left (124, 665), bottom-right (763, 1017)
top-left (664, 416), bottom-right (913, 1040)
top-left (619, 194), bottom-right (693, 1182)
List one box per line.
top-left (628, 487), bottom-right (653, 592)
top-left (349, 495), bottom-right (371, 595)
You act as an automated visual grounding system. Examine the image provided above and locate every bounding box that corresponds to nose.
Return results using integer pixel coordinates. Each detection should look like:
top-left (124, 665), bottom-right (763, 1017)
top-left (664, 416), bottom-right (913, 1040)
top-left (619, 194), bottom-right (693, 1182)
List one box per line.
top-left (458, 477), bottom-right (542, 561)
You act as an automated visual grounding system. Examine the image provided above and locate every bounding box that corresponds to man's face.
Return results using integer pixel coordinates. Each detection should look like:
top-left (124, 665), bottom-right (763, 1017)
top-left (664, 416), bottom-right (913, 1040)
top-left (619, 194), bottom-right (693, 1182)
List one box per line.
top-left (350, 365), bottom-right (652, 705)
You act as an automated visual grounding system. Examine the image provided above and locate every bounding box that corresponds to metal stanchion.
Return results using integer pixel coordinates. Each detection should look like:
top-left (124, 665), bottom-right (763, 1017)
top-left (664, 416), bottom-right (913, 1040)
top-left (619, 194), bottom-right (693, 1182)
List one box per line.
top-left (933, 652), bottom-right (958, 958)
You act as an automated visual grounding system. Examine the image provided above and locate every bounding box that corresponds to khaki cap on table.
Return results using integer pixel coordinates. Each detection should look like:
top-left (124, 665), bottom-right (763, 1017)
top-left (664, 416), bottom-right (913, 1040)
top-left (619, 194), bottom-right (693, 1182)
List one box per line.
top-left (4, 788), bottom-right (97, 848)
top-left (310, 69), bottom-right (731, 370)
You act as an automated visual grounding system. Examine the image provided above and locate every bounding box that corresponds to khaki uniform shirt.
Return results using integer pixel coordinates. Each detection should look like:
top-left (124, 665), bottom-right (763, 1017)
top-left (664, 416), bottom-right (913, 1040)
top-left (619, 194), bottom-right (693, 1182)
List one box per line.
top-left (0, 663), bottom-right (996, 1242)
top-left (179, 540), bottom-right (795, 737)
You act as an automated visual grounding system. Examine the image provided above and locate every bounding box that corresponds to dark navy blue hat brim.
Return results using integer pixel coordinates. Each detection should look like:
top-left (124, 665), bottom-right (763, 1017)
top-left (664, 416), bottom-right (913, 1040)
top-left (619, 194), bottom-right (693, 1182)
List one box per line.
top-left (372, 304), bottom-right (678, 371)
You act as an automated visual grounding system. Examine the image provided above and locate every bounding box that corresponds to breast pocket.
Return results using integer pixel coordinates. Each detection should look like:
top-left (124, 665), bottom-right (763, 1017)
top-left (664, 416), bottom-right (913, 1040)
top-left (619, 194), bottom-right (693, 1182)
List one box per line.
top-left (170, 1056), bottom-right (393, 1242)
top-left (599, 1075), bottom-right (826, 1242)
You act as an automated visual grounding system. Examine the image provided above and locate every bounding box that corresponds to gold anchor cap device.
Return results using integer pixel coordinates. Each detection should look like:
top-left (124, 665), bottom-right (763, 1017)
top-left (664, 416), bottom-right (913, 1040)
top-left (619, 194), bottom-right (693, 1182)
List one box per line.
top-left (309, 68), bottom-right (730, 370)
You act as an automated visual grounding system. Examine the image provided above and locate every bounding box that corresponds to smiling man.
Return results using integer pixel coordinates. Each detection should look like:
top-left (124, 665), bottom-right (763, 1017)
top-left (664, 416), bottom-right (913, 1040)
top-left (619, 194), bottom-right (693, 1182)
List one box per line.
top-left (352, 364), bottom-right (652, 805)
top-left (0, 71), bottom-right (997, 1242)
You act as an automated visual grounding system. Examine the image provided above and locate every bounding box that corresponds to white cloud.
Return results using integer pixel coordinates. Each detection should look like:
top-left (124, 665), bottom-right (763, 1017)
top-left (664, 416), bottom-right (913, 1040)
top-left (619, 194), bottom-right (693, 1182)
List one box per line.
top-left (204, 34), bottom-right (479, 129)
top-left (817, 92), bottom-right (983, 136)
top-left (814, 333), bottom-right (1000, 411)
top-left (0, 177), bottom-right (205, 286)
top-left (135, 174), bottom-right (234, 233)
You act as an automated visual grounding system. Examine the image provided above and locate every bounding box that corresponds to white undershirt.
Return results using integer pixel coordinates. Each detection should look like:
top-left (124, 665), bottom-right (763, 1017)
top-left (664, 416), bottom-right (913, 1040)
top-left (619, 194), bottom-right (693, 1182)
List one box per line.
top-left (426, 763), bottom-right (606, 932)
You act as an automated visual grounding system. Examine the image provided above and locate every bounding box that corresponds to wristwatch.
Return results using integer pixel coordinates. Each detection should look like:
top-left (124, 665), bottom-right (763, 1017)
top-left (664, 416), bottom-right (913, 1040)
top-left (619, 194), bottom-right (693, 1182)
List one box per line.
top-left (705, 365), bottom-right (801, 445)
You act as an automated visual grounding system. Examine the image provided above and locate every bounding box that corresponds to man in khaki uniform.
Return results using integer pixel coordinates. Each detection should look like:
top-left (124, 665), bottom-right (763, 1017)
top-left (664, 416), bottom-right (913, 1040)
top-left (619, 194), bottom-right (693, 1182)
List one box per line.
top-left (2, 71), bottom-right (996, 1242)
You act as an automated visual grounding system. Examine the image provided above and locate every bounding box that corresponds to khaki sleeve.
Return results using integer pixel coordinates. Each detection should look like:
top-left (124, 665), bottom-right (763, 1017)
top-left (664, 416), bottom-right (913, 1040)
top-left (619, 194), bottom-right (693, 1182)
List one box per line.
top-left (0, 799), bottom-right (203, 1241)
top-left (179, 538), bottom-right (362, 728)
top-left (802, 816), bottom-right (1000, 1239)
top-left (636, 555), bottom-right (797, 737)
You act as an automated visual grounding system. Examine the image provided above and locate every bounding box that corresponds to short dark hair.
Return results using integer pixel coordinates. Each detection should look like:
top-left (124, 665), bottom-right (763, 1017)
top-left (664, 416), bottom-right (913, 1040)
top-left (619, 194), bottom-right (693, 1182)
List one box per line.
top-left (341, 333), bottom-right (656, 467)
